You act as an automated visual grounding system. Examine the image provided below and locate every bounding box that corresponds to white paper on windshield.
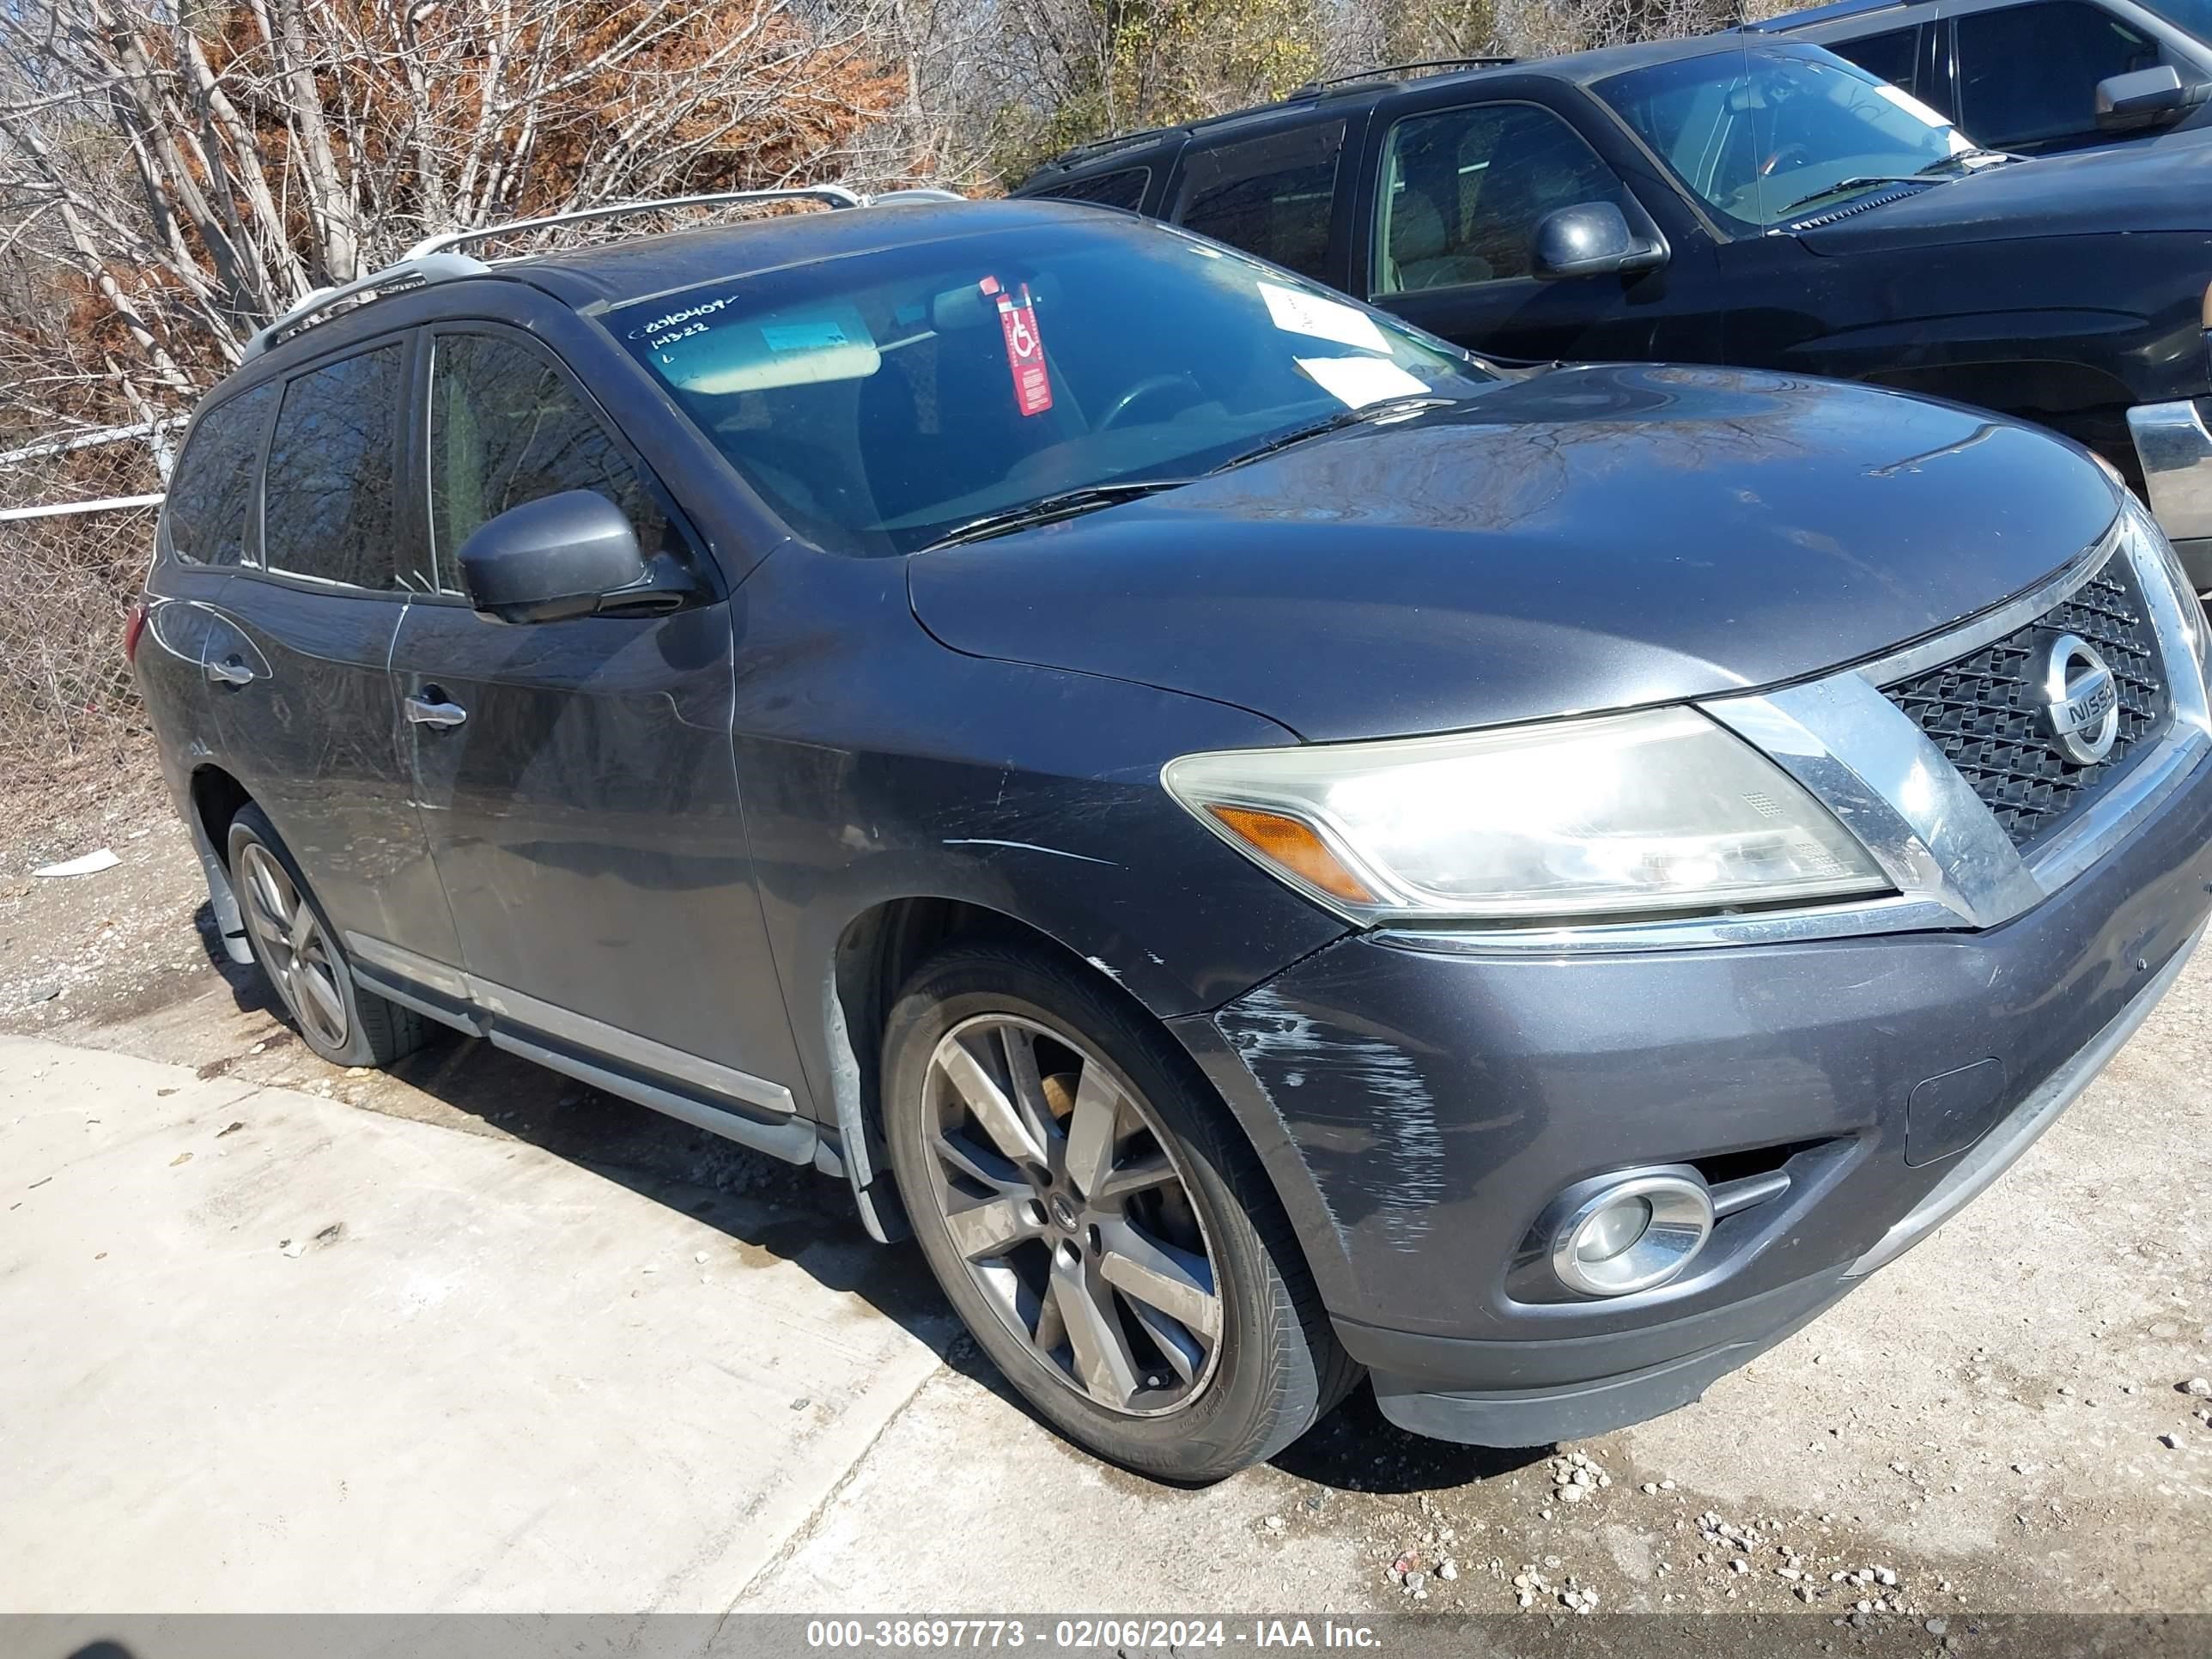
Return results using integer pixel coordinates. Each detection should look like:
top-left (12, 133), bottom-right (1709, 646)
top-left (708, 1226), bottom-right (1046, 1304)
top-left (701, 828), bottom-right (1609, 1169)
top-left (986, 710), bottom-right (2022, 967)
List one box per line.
top-left (1297, 356), bottom-right (1430, 409)
top-left (1872, 81), bottom-right (1951, 131)
top-left (1261, 283), bottom-right (1392, 354)
top-left (648, 301), bottom-right (879, 393)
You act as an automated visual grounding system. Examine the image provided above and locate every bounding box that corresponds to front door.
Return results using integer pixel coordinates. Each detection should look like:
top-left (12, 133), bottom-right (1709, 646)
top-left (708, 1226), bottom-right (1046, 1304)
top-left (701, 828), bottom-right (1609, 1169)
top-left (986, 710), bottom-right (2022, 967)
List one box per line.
top-left (1355, 92), bottom-right (1725, 367)
top-left (391, 323), bottom-right (805, 1110)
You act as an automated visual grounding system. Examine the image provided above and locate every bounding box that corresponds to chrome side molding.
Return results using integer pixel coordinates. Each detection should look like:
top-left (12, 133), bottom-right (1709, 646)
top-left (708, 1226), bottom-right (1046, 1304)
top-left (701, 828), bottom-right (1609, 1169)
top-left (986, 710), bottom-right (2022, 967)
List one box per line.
top-left (343, 931), bottom-right (798, 1118)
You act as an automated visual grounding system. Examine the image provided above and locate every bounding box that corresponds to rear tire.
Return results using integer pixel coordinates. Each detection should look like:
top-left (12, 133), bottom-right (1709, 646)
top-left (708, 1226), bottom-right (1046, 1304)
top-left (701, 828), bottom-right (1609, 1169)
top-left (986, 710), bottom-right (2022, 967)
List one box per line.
top-left (881, 938), bottom-right (1357, 1482)
top-left (227, 804), bottom-right (426, 1068)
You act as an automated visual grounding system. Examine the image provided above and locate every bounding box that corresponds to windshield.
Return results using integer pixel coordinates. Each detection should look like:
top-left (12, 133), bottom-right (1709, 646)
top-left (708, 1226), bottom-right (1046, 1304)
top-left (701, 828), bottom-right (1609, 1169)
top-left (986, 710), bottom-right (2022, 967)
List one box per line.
top-left (609, 217), bottom-right (1497, 556)
top-left (1596, 44), bottom-right (1977, 231)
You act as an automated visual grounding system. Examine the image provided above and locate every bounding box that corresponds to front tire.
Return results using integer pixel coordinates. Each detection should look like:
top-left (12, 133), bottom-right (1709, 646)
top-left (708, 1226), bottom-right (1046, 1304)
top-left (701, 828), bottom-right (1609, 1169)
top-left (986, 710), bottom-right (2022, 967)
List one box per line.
top-left (227, 804), bottom-right (426, 1068)
top-left (881, 939), bottom-right (1356, 1482)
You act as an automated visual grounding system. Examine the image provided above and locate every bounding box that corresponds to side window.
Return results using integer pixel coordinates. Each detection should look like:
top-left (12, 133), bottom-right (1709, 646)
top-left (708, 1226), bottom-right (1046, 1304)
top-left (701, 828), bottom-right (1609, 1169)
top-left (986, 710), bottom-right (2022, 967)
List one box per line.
top-left (163, 382), bottom-right (276, 567)
top-left (1955, 3), bottom-right (2160, 148)
top-left (1374, 103), bottom-right (1627, 295)
top-left (1831, 27), bottom-right (1921, 93)
top-left (428, 331), bottom-right (668, 594)
top-left (1036, 167), bottom-right (1152, 211)
top-left (1172, 121), bottom-right (1345, 281)
top-left (262, 343), bottom-right (405, 591)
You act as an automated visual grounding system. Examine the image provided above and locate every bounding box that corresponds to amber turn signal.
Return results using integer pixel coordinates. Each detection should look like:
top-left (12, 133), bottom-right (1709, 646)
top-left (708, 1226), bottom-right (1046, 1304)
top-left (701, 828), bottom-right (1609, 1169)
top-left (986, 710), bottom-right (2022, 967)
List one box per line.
top-left (1205, 805), bottom-right (1379, 906)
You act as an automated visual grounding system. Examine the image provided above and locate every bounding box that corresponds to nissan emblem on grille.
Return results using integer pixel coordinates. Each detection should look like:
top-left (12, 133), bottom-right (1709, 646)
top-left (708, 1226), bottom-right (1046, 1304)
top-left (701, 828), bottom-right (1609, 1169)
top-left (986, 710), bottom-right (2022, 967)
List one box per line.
top-left (1881, 557), bottom-right (2166, 849)
top-left (2043, 632), bottom-right (2120, 765)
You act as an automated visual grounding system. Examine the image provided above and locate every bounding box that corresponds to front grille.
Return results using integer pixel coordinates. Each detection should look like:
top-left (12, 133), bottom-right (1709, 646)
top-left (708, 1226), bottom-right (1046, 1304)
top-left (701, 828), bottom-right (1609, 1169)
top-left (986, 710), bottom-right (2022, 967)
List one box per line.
top-left (1882, 556), bottom-right (2166, 848)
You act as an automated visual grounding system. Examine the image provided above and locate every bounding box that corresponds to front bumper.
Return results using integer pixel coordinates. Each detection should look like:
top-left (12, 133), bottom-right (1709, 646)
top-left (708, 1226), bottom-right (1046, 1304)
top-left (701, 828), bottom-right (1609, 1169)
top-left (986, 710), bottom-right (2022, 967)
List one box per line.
top-left (1177, 735), bottom-right (2212, 1447)
top-left (2130, 398), bottom-right (2212, 587)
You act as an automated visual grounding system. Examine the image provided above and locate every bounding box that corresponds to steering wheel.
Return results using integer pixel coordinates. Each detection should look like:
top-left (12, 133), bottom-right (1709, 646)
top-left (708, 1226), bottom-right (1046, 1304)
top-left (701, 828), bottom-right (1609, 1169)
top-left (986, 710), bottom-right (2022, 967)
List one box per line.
top-left (1759, 143), bottom-right (1810, 179)
top-left (1098, 374), bottom-right (1202, 431)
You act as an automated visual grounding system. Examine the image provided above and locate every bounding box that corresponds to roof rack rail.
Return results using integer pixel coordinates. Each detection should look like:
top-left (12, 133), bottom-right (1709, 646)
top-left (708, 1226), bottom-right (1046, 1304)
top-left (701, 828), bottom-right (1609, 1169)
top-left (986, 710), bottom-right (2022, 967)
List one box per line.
top-left (1290, 57), bottom-right (1516, 95)
top-left (1042, 126), bottom-right (1176, 172)
top-left (403, 185), bottom-right (865, 259)
top-left (241, 185), bottom-right (890, 362)
top-left (242, 251), bottom-right (490, 361)
top-left (1746, 0), bottom-right (1908, 27)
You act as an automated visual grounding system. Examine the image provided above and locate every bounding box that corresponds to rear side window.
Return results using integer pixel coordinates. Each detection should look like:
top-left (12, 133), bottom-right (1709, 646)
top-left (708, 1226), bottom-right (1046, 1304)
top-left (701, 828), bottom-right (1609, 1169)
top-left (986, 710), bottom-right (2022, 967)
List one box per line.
top-left (1173, 120), bottom-right (1345, 281)
top-left (428, 331), bottom-right (668, 593)
top-left (261, 343), bottom-right (405, 591)
top-left (1036, 167), bottom-right (1152, 210)
top-left (1831, 27), bottom-right (1920, 92)
top-left (164, 383), bottom-right (276, 567)
top-left (1955, 3), bottom-right (2160, 148)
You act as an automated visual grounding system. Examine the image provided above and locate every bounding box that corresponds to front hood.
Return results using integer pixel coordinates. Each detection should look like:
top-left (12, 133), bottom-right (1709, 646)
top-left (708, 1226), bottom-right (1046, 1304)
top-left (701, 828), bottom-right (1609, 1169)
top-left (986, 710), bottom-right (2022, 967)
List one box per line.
top-left (1799, 141), bottom-right (2212, 254)
top-left (908, 364), bottom-right (2124, 742)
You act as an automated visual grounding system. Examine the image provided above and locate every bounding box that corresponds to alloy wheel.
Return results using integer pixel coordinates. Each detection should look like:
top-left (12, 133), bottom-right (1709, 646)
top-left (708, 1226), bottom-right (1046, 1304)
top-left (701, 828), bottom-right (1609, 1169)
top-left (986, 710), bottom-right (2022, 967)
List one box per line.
top-left (236, 842), bottom-right (349, 1053)
top-left (921, 1012), bottom-right (1224, 1417)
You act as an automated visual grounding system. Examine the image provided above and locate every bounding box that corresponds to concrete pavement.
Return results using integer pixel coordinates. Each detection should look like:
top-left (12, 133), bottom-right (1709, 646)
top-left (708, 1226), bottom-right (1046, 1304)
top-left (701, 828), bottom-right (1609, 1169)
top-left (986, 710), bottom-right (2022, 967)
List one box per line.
top-left (0, 1036), bottom-right (945, 1613)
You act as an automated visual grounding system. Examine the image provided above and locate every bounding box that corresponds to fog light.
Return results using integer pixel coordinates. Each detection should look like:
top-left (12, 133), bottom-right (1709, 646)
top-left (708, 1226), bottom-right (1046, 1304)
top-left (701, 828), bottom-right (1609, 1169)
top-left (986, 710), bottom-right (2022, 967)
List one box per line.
top-left (1550, 1169), bottom-right (1714, 1297)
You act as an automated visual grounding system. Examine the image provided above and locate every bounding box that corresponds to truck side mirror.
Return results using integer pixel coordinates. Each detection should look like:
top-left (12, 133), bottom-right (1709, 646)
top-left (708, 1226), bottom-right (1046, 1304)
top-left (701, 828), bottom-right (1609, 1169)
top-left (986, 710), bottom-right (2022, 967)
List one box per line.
top-left (1530, 202), bottom-right (1669, 281)
top-left (2096, 64), bottom-right (2212, 131)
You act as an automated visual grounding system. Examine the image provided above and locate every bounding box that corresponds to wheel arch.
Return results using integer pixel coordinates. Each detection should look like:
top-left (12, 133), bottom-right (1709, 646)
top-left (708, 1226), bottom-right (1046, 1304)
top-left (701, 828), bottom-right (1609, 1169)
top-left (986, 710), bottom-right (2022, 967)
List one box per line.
top-left (821, 894), bottom-right (1348, 1314)
top-left (187, 763), bottom-right (257, 964)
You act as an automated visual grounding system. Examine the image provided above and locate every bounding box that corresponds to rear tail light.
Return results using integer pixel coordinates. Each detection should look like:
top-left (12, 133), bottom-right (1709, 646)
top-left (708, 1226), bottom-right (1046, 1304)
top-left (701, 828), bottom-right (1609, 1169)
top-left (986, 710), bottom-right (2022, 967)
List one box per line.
top-left (123, 602), bottom-right (147, 665)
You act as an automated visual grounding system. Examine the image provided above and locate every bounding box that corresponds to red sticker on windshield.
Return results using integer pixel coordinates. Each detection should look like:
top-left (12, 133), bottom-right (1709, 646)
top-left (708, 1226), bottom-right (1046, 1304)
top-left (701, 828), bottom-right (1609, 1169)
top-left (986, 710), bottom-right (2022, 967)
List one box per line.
top-left (991, 279), bottom-right (1054, 417)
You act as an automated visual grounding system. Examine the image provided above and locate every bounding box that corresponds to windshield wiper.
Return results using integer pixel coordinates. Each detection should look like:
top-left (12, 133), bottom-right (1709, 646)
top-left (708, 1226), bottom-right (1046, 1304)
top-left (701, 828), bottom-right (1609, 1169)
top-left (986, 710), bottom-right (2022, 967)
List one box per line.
top-left (1209, 395), bottom-right (1460, 475)
top-left (1914, 147), bottom-right (2018, 175)
top-left (1776, 174), bottom-right (1929, 219)
top-left (917, 479), bottom-right (1192, 551)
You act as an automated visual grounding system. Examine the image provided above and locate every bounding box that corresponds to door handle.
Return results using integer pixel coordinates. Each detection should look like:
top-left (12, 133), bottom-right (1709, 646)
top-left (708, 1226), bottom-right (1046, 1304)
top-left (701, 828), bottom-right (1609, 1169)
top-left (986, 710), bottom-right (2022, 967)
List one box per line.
top-left (205, 654), bottom-right (257, 687)
top-left (404, 691), bottom-right (468, 730)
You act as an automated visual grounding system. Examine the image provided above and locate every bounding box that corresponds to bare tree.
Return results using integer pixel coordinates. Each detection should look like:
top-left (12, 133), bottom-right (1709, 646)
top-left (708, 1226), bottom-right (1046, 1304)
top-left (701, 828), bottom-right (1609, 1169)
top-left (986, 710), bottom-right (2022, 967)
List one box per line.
top-left (0, 0), bottom-right (908, 421)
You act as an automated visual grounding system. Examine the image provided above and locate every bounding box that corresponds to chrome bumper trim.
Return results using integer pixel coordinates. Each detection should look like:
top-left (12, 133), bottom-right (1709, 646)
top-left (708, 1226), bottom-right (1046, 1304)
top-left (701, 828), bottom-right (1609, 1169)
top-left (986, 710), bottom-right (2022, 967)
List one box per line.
top-left (2130, 398), bottom-right (2212, 549)
top-left (1844, 921), bottom-right (2205, 1279)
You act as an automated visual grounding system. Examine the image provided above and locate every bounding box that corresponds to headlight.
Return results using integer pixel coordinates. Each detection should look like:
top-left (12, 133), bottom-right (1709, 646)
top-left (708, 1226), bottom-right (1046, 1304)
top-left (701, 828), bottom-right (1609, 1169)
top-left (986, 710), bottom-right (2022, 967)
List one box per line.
top-left (1163, 707), bottom-right (1890, 926)
top-left (2122, 492), bottom-right (2208, 672)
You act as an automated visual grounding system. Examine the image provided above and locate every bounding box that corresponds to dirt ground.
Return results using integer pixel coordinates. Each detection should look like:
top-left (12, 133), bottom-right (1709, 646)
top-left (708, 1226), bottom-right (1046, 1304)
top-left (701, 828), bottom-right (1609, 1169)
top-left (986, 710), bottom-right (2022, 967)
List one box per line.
top-left (6, 758), bottom-right (2209, 1626)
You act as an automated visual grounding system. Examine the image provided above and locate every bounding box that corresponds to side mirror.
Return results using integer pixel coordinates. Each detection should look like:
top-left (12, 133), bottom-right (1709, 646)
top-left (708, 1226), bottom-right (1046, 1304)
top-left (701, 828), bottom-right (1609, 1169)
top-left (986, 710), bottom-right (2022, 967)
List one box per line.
top-left (2096, 64), bottom-right (2211, 131)
top-left (1530, 202), bottom-right (1668, 281)
top-left (457, 490), bottom-right (649, 624)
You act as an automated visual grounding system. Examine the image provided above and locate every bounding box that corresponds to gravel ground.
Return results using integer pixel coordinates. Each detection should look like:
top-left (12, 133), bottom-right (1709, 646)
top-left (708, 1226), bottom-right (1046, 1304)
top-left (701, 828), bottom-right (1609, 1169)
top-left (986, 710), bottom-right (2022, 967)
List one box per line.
top-left (7, 781), bottom-right (2209, 1626)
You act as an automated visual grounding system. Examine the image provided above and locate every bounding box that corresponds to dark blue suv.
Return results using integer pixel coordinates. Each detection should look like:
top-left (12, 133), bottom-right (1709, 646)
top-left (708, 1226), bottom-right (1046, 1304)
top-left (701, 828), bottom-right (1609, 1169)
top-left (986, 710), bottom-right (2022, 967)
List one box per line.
top-left (132, 192), bottom-right (2212, 1481)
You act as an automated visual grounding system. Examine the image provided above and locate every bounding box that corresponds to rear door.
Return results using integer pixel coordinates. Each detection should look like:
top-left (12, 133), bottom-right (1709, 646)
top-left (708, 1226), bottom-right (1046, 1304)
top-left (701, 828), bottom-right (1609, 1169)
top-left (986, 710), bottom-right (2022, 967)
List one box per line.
top-left (139, 382), bottom-right (277, 763)
top-left (201, 333), bottom-right (463, 975)
top-left (389, 316), bottom-right (805, 1113)
top-left (1164, 112), bottom-right (1368, 287)
top-left (1352, 82), bottom-right (1728, 366)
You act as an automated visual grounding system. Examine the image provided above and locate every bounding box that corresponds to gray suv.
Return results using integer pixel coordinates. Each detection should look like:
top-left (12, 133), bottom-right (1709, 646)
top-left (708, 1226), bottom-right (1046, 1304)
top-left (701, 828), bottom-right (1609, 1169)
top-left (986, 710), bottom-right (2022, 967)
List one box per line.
top-left (132, 191), bottom-right (2212, 1481)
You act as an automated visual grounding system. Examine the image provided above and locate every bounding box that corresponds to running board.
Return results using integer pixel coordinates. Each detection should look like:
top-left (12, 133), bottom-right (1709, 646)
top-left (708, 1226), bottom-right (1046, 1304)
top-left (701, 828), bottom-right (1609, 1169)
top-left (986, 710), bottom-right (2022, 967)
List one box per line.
top-left (350, 962), bottom-right (821, 1168)
top-left (490, 1030), bottom-right (821, 1166)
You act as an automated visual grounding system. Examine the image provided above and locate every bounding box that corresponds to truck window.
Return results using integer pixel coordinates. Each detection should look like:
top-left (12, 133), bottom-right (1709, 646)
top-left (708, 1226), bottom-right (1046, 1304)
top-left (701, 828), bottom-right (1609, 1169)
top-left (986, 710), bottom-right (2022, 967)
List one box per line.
top-left (1172, 121), bottom-right (1345, 282)
top-left (1830, 27), bottom-right (1920, 94)
top-left (1955, 3), bottom-right (2161, 149)
top-left (1035, 167), bottom-right (1152, 211)
top-left (1374, 102), bottom-right (1629, 295)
